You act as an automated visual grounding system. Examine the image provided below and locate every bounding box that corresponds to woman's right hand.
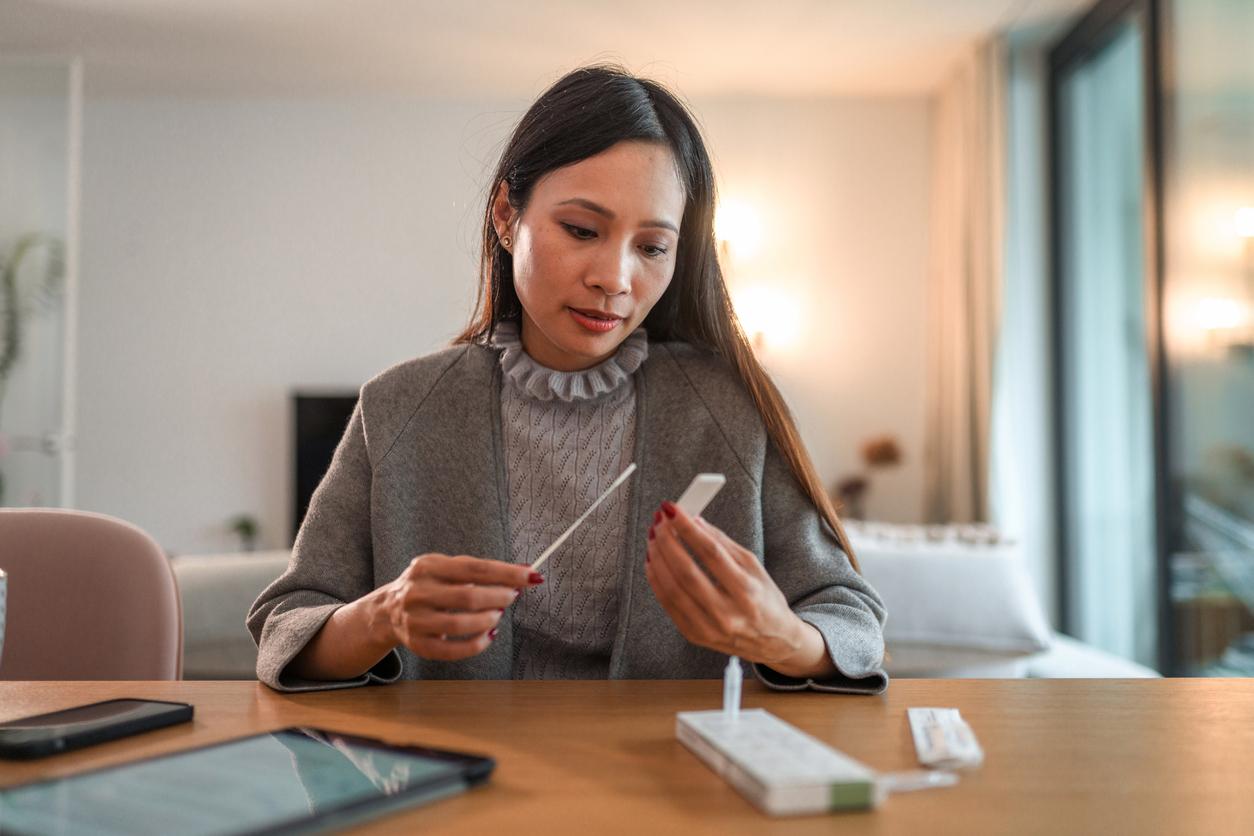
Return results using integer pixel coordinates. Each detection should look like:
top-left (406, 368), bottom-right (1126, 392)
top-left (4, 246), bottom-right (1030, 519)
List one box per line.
top-left (375, 554), bottom-right (541, 662)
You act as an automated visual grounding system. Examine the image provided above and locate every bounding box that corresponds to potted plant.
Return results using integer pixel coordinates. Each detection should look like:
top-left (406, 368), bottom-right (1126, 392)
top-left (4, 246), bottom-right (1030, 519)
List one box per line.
top-left (230, 514), bottom-right (260, 552)
top-left (834, 434), bottom-right (903, 520)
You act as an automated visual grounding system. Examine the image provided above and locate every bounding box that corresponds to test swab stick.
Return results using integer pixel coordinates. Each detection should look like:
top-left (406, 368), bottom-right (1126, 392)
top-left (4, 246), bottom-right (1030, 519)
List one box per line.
top-left (530, 463), bottom-right (637, 571)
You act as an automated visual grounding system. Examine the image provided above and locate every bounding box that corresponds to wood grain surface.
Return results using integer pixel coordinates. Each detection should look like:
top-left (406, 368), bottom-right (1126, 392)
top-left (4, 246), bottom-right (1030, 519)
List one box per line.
top-left (2, 678), bottom-right (1252, 835)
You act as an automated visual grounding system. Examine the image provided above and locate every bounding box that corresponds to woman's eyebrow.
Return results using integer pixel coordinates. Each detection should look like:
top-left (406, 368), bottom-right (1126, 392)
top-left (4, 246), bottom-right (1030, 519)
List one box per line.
top-left (555, 197), bottom-right (679, 233)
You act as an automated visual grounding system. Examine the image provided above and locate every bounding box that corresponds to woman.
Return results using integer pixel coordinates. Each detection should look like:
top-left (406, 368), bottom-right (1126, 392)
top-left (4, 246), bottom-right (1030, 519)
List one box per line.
top-left (248, 65), bottom-right (887, 695)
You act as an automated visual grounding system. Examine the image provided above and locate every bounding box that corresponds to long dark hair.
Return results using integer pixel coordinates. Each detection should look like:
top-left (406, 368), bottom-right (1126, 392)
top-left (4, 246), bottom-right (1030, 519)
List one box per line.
top-left (456, 64), bottom-right (859, 570)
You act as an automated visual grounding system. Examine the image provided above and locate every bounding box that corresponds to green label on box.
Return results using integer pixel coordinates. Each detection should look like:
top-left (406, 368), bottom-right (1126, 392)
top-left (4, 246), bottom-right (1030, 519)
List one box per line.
top-left (830, 782), bottom-right (874, 810)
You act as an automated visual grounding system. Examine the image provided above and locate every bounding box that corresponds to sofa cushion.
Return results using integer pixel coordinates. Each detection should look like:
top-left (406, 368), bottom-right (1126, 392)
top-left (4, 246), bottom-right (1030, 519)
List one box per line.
top-left (847, 522), bottom-right (1053, 677)
top-left (171, 551), bottom-right (290, 679)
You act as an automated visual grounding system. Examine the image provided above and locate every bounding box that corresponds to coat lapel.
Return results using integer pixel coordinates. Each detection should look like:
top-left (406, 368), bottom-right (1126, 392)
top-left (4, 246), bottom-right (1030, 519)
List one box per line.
top-left (608, 344), bottom-right (763, 679)
top-left (379, 345), bottom-right (513, 679)
top-left (609, 347), bottom-right (719, 678)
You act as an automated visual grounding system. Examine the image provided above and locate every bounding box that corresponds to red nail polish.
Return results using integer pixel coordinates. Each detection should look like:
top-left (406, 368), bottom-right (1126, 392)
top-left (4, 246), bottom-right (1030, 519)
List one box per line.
top-left (653, 510), bottom-right (662, 524)
top-left (528, 572), bottom-right (545, 584)
top-left (489, 628), bottom-right (498, 640)
top-left (497, 608), bottom-right (505, 614)
top-left (661, 501), bottom-right (677, 519)
top-left (648, 527), bottom-right (655, 541)
top-left (645, 554), bottom-right (651, 564)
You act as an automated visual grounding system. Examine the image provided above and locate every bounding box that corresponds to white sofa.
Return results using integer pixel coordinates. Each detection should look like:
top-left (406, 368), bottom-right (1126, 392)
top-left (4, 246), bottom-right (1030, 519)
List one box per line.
top-left (847, 521), bottom-right (1159, 679)
top-left (172, 529), bottom-right (1159, 680)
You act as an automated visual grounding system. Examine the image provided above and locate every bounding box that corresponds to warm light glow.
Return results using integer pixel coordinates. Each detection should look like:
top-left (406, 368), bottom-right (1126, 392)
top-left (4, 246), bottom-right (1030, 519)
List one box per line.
top-left (1182, 194), bottom-right (1250, 260)
top-left (731, 285), bottom-right (801, 349)
top-left (715, 199), bottom-right (762, 260)
top-left (1235, 207), bottom-right (1254, 239)
top-left (1195, 297), bottom-right (1248, 331)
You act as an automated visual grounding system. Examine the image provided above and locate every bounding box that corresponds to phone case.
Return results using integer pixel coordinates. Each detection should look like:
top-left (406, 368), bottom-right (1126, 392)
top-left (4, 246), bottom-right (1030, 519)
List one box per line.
top-left (0, 699), bottom-right (194, 760)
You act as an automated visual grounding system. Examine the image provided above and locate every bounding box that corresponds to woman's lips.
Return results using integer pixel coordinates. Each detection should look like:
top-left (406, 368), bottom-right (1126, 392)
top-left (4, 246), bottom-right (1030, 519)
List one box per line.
top-left (568, 307), bottom-right (623, 333)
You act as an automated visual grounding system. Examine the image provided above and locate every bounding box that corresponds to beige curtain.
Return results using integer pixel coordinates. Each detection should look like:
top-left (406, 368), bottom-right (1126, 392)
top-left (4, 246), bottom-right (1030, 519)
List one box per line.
top-left (924, 39), bottom-right (1006, 524)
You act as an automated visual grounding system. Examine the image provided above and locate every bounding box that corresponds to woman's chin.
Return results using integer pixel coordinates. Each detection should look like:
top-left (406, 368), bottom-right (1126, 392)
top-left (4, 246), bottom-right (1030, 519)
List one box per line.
top-left (550, 330), bottom-right (627, 370)
top-left (560, 340), bottom-right (619, 369)
top-left (523, 312), bottom-right (632, 371)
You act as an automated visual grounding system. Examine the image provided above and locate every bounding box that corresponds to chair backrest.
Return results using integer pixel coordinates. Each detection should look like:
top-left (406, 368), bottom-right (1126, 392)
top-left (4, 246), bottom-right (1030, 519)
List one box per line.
top-left (0, 508), bottom-right (182, 680)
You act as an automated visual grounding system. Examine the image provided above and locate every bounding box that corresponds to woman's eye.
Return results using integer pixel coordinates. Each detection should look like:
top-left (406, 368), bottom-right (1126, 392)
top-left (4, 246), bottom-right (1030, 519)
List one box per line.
top-left (641, 244), bottom-right (669, 259)
top-left (561, 223), bottom-right (597, 240)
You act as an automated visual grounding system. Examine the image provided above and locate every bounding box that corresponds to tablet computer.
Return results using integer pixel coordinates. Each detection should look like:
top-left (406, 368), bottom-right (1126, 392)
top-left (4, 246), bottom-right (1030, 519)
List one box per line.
top-left (0, 726), bottom-right (494, 835)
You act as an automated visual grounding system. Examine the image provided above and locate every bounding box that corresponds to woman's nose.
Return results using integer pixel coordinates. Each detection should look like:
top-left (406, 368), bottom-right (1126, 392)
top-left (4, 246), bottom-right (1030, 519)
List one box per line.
top-left (587, 243), bottom-right (633, 296)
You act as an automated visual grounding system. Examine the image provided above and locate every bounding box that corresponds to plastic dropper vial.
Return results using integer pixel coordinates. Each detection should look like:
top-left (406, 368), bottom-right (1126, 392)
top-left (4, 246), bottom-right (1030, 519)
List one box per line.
top-left (723, 655), bottom-right (742, 721)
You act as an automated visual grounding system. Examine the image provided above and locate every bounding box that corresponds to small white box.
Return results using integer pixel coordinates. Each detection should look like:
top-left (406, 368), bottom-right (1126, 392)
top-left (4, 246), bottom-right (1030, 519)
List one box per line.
top-left (676, 709), bottom-right (881, 816)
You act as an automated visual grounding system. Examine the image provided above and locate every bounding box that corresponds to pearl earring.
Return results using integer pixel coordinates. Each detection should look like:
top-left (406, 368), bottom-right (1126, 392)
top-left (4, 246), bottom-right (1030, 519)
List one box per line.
top-left (501, 234), bottom-right (512, 248)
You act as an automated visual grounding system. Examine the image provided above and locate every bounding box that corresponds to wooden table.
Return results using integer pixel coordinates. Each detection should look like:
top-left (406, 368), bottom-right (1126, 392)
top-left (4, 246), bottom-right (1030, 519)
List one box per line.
top-left (2, 679), bottom-right (1252, 835)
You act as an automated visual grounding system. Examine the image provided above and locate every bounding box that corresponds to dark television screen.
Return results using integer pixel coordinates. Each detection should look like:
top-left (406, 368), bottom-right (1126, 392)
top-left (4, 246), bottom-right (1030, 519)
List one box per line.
top-left (293, 392), bottom-right (358, 542)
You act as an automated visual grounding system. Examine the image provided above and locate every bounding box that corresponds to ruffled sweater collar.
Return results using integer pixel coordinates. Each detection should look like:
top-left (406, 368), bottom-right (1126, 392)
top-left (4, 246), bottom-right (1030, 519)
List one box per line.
top-left (490, 320), bottom-right (648, 402)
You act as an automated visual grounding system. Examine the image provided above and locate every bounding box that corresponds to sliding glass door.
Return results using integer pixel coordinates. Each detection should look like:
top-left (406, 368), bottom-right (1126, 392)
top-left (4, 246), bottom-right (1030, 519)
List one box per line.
top-left (1161, 0), bottom-right (1254, 675)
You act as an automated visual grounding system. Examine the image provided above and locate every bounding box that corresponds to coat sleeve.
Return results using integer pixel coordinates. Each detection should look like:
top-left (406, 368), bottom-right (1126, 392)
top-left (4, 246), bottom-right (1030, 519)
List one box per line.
top-left (246, 399), bottom-right (403, 692)
top-left (752, 442), bottom-right (889, 695)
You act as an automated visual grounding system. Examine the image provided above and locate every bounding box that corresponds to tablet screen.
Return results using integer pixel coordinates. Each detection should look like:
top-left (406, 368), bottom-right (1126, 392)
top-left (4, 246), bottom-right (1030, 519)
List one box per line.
top-left (0, 728), bottom-right (490, 836)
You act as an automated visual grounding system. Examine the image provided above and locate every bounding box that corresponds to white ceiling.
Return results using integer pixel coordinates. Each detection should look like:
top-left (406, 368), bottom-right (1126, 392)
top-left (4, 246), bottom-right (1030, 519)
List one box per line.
top-left (0, 0), bottom-right (1093, 98)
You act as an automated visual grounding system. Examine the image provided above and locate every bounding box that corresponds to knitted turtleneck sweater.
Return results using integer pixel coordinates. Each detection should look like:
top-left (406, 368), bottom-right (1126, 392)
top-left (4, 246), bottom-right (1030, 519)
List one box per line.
top-left (491, 320), bottom-right (649, 679)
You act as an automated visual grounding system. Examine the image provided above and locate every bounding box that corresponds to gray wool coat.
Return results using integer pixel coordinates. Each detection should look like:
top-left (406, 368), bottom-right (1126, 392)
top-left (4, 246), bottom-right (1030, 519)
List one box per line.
top-left (247, 340), bottom-right (889, 695)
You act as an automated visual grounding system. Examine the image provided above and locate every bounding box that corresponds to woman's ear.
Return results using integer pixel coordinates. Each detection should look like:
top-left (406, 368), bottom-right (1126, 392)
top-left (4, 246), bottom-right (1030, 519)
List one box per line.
top-left (491, 181), bottom-right (516, 247)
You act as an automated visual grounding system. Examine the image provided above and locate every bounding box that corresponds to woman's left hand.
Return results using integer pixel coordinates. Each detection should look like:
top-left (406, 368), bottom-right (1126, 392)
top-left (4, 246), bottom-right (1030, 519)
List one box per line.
top-left (645, 501), bottom-right (833, 678)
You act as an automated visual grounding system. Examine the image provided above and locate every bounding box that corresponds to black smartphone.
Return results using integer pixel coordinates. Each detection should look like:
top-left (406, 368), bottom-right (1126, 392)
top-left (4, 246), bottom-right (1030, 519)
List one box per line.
top-left (0, 698), bottom-right (193, 760)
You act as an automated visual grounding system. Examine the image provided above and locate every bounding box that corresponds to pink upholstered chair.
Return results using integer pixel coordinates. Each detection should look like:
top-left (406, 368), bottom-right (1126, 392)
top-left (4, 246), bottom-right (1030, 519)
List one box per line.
top-left (0, 508), bottom-right (182, 680)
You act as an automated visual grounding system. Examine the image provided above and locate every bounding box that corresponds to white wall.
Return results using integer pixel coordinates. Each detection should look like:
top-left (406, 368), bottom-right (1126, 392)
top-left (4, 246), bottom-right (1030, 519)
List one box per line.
top-left (697, 98), bottom-right (929, 525)
top-left (76, 93), bottom-right (930, 553)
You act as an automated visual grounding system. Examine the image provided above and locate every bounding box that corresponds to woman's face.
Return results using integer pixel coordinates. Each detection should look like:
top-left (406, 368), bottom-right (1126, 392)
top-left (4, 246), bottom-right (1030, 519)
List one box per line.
top-left (494, 140), bottom-right (686, 371)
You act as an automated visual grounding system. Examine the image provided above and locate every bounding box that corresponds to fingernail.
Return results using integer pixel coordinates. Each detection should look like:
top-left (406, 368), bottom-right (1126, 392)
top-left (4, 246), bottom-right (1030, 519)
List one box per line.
top-left (528, 572), bottom-right (545, 584)
top-left (661, 501), bottom-right (677, 519)
top-left (648, 527), bottom-right (655, 541)
top-left (653, 510), bottom-right (662, 524)
top-left (645, 553), bottom-right (651, 564)
top-left (497, 608), bottom-right (505, 615)
top-left (489, 628), bottom-right (498, 640)
top-left (513, 589), bottom-right (521, 600)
